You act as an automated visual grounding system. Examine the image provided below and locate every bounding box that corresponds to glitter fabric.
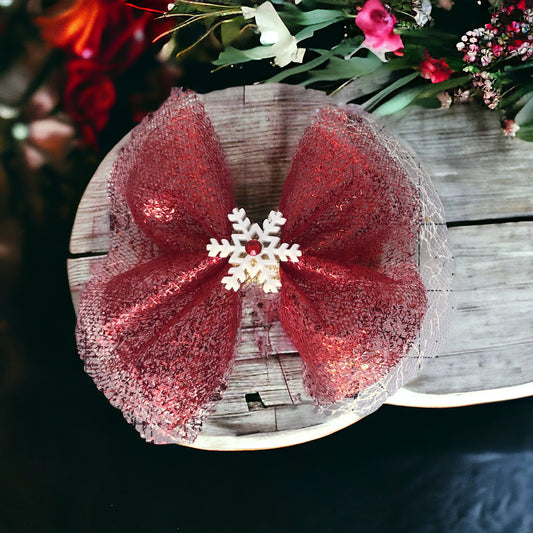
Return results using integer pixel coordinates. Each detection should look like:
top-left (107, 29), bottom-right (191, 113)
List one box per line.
top-left (278, 107), bottom-right (427, 403)
top-left (76, 90), bottom-right (429, 443)
top-left (76, 91), bottom-right (241, 443)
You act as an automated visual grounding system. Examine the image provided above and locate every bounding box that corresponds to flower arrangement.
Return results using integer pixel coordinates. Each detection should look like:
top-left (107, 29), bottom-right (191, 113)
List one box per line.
top-left (1, 0), bottom-right (531, 173)
top-left (134, 0), bottom-right (533, 140)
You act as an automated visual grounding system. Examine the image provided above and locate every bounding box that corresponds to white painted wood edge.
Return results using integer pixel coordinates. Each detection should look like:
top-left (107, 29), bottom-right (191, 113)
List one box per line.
top-left (386, 382), bottom-right (533, 408)
top-left (188, 410), bottom-right (362, 451)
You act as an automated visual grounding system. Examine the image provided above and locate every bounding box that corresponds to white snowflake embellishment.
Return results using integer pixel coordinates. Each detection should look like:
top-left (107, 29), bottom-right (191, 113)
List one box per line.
top-left (206, 208), bottom-right (302, 293)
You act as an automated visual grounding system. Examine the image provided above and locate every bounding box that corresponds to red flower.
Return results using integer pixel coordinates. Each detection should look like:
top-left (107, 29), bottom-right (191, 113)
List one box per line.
top-left (35, 0), bottom-right (152, 70)
top-left (418, 50), bottom-right (453, 83)
top-left (64, 59), bottom-right (117, 146)
top-left (355, 0), bottom-right (403, 61)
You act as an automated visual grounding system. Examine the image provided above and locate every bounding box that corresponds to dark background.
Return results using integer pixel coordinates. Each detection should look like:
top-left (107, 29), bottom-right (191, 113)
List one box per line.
top-left (1, 1), bottom-right (533, 532)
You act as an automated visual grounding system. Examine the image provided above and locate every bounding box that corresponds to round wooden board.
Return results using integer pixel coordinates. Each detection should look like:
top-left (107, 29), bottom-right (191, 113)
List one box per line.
top-left (68, 83), bottom-right (533, 449)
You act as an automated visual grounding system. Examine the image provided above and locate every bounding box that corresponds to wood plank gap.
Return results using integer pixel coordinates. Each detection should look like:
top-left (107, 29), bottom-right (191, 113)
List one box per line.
top-left (68, 251), bottom-right (109, 260)
top-left (448, 215), bottom-right (533, 227)
top-left (275, 355), bottom-right (295, 406)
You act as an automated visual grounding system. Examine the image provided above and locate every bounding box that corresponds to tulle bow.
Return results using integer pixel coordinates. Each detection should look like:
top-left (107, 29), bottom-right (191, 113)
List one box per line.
top-left (76, 89), bottom-right (427, 442)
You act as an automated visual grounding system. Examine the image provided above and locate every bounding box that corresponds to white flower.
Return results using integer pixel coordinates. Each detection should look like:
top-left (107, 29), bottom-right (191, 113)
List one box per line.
top-left (206, 208), bottom-right (301, 293)
top-left (241, 1), bottom-right (305, 67)
top-left (414, 0), bottom-right (432, 27)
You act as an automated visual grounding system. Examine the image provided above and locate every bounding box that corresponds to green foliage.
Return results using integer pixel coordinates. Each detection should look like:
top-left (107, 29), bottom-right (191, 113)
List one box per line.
top-left (163, 0), bottom-right (533, 140)
top-left (373, 86), bottom-right (426, 116)
top-left (220, 16), bottom-right (246, 47)
top-left (514, 93), bottom-right (533, 127)
top-left (417, 75), bottom-right (471, 98)
top-left (516, 125), bottom-right (533, 141)
top-left (265, 53), bottom-right (332, 82)
top-left (413, 97), bottom-right (441, 108)
top-left (300, 54), bottom-right (382, 86)
top-left (361, 71), bottom-right (420, 111)
top-left (279, 4), bottom-right (349, 28)
top-left (214, 44), bottom-right (277, 65)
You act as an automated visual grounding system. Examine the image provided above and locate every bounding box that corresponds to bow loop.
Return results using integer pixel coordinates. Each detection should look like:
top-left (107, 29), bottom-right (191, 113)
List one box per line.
top-left (279, 255), bottom-right (426, 403)
top-left (117, 89), bottom-right (235, 254)
top-left (277, 106), bottom-right (427, 403)
top-left (76, 251), bottom-right (240, 443)
top-left (280, 106), bottom-right (419, 268)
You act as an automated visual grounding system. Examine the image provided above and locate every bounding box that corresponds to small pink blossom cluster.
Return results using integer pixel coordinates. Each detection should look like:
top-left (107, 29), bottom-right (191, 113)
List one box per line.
top-left (456, 0), bottom-right (533, 67)
top-left (471, 70), bottom-right (500, 109)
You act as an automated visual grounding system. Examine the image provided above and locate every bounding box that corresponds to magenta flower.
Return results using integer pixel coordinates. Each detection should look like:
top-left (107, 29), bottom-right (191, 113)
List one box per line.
top-left (355, 0), bottom-right (403, 61)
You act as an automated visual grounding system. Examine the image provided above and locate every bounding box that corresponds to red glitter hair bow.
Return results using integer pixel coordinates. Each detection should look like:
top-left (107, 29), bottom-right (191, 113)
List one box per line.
top-left (76, 89), bottom-right (428, 443)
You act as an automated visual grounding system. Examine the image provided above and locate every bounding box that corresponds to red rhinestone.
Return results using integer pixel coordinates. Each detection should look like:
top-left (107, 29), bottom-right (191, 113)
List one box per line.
top-left (245, 239), bottom-right (262, 256)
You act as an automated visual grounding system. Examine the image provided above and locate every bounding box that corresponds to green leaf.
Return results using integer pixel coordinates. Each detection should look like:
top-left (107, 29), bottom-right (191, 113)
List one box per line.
top-left (220, 16), bottom-right (245, 47)
top-left (417, 75), bottom-right (470, 98)
top-left (398, 28), bottom-right (461, 50)
top-left (361, 71), bottom-right (420, 111)
top-left (413, 97), bottom-right (441, 109)
top-left (265, 53), bottom-right (332, 83)
top-left (516, 125), bottom-right (533, 142)
top-left (514, 90), bottom-right (533, 109)
top-left (301, 54), bottom-right (382, 86)
top-left (328, 38), bottom-right (363, 58)
top-left (503, 62), bottom-right (533, 75)
top-left (444, 56), bottom-right (465, 71)
top-left (293, 16), bottom-right (346, 42)
top-left (171, 0), bottom-right (236, 14)
top-left (514, 93), bottom-right (533, 126)
top-left (279, 5), bottom-right (348, 28)
top-left (299, 0), bottom-right (354, 7)
top-left (499, 84), bottom-right (533, 109)
top-left (334, 65), bottom-right (395, 101)
top-left (373, 86), bottom-right (426, 117)
top-left (213, 45), bottom-right (275, 66)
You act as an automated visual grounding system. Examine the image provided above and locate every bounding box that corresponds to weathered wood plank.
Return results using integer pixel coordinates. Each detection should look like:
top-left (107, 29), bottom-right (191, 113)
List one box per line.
top-left (67, 221), bottom-right (533, 413)
top-left (192, 408), bottom-right (361, 451)
top-left (385, 105), bottom-right (533, 222)
top-left (388, 222), bottom-right (533, 405)
top-left (67, 83), bottom-right (533, 448)
top-left (69, 85), bottom-right (533, 255)
top-left (69, 134), bottom-right (130, 254)
top-left (68, 252), bottom-right (349, 448)
top-left (67, 256), bottom-right (105, 310)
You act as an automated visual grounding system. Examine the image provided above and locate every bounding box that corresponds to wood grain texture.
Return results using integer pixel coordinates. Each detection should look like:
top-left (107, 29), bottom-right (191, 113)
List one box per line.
top-left (67, 84), bottom-right (533, 449)
top-left (68, 253), bottom-right (362, 450)
top-left (68, 221), bottom-right (533, 409)
top-left (384, 105), bottom-right (533, 222)
top-left (388, 222), bottom-right (533, 405)
top-left (69, 87), bottom-right (533, 256)
top-left (69, 133), bottom-right (130, 254)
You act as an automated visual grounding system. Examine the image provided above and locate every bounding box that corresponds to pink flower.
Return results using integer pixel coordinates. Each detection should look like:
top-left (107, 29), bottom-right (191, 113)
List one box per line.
top-left (418, 50), bottom-right (453, 83)
top-left (503, 119), bottom-right (520, 137)
top-left (355, 0), bottom-right (403, 61)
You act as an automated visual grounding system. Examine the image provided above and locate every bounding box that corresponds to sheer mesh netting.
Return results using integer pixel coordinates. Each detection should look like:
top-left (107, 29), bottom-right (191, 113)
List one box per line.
top-left (76, 89), bottom-right (453, 444)
top-left (278, 106), bottom-right (454, 417)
